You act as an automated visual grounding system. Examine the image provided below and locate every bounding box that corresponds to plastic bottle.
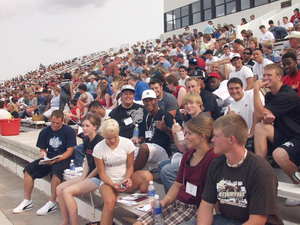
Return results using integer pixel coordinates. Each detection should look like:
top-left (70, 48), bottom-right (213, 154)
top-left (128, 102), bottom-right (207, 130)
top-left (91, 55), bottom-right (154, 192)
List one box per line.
top-left (174, 122), bottom-right (185, 144)
top-left (70, 160), bottom-right (75, 171)
top-left (133, 124), bottom-right (139, 138)
top-left (148, 180), bottom-right (156, 207)
top-left (132, 124), bottom-right (140, 147)
top-left (153, 194), bottom-right (164, 225)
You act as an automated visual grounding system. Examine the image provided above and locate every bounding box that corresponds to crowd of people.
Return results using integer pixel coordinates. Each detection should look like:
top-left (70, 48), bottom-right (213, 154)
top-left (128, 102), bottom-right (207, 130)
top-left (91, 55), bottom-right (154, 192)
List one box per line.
top-left (1, 7), bottom-right (300, 225)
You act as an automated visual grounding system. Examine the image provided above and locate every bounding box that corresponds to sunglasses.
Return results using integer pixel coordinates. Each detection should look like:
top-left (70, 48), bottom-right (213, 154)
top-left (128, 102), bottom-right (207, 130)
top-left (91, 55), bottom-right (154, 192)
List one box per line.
top-left (243, 52), bottom-right (252, 55)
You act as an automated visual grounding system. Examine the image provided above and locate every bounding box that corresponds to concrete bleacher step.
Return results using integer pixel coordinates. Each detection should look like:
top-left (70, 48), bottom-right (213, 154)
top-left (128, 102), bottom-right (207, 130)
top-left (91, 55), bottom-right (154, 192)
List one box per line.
top-left (0, 132), bottom-right (166, 224)
top-left (278, 182), bottom-right (300, 201)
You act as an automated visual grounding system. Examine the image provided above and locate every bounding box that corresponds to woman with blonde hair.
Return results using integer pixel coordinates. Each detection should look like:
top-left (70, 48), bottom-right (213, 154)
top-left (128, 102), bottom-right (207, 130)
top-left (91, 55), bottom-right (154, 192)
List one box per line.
top-left (181, 93), bottom-right (205, 121)
top-left (93, 118), bottom-right (152, 225)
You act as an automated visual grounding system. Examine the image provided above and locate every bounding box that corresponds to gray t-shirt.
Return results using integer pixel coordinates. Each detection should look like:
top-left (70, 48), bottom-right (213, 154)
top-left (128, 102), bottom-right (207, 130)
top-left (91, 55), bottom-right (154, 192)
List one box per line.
top-left (158, 92), bottom-right (178, 113)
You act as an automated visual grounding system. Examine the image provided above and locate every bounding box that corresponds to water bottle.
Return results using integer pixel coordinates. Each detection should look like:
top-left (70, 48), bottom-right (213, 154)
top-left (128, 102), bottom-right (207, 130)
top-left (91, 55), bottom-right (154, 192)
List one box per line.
top-left (174, 122), bottom-right (185, 144)
top-left (70, 160), bottom-right (75, 171)
top-left (132, 124), bottom-right (140, 147)
top-left (153, 194), bottom-right (164, 225)
top-left (133, 124), bottom-right (139, 138)
top-left (148, 181), bottom-right (156, 206)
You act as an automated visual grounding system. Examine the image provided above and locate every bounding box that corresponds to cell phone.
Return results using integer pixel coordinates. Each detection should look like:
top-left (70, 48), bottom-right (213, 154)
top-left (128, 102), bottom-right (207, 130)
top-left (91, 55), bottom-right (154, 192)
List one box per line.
top-left (120, 182), bottom-right (127, 189)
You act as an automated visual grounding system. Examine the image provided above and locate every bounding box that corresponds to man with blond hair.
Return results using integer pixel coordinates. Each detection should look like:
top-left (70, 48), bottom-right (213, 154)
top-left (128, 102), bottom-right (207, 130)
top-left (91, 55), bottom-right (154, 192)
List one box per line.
top-left (254, 63), bottom-right (300, 205)
top-left (197, 113), bottom-right (283, 225)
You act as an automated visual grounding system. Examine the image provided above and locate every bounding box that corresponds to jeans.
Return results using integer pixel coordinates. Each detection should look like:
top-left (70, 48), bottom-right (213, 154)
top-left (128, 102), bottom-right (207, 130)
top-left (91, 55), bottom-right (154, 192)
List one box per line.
top-left (159, 160), bottom-right (180, 192)
top-left (179, 215), bottom-right (243, 225)
top-left (73, 144), bottom-right (85, 167)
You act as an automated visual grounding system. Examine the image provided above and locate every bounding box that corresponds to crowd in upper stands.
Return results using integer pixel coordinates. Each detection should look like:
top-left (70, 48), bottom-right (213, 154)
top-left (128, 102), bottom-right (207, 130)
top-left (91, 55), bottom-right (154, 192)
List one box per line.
top-left (2, 6), bottom-right (300, 225)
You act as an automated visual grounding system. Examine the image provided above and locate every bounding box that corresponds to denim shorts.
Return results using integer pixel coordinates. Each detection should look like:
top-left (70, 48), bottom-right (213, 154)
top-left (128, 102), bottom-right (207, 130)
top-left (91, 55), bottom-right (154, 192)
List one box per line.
top-left (89, 177), bottom-right (102, 187)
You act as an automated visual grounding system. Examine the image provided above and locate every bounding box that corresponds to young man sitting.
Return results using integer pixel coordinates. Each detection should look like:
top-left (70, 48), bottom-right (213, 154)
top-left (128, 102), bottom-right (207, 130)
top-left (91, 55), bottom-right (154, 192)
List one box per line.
top-left (13, 110), bottom-right (77, 215)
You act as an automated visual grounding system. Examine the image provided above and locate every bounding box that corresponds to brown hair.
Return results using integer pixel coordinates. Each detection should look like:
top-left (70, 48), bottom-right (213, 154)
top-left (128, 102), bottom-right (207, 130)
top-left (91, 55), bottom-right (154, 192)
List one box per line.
top-left (165, 74), bottom-right (179, 86)
top-left (83, 113), bottom-right (101, 130)
top-left (214, 114), bottom-right (248, 146)
top-left (185, 114), bottom-right (213, 141)
top-left (51, 110), bottom-right (64, 120)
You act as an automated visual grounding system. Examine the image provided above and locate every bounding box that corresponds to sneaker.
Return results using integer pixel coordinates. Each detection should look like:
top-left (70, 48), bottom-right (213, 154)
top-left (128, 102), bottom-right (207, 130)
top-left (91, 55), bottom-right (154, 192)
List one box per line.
top-left (36, 201), bottom-right (57, 216)
top-left (13, 199), bottom-right (33, 213)
top-left (285, 198), bottom-right (300, 207)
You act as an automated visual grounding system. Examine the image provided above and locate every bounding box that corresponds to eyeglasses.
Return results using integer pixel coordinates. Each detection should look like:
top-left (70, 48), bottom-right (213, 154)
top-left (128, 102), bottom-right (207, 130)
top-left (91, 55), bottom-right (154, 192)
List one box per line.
top-left (243, 52), bottom-right (252, 55)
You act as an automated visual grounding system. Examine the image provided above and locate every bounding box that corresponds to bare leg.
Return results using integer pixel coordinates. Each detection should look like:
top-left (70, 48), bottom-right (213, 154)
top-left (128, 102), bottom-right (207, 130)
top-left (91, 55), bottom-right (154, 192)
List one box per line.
top-left (24, 171), bottom-right (34, 200)
top-left (133, 222), bottom-right (143, 225)
top-left (99, 184), bottom-right (117, 225)
top-left (254, 123), bottom-right (274, 158)
top-left (50, 175), bottom-right (62, 202)
top-left (272, 148), bottom-right (299, 184)
top-left (63, 179), bottom-right (98, 225)
top-left (57, 177), bottom-right (82, 225)
top-left (128, 170), bottom-right (153, 193)
top-left (134, 144), bottom-right (150, 171)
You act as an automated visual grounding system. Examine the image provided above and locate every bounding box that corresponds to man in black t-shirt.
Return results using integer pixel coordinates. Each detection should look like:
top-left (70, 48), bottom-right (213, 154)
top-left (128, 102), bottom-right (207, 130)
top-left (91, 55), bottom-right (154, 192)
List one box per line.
top-left (133, 89), bottom-right (174, 171)
top-left (13, 110), bottom-right (77, 216)
top-left (109, 85), bottom-right (144, 138)
top-left (254, 64), bottom-right (300, 185)
top-left (197, 114), bottom-right (283, 225)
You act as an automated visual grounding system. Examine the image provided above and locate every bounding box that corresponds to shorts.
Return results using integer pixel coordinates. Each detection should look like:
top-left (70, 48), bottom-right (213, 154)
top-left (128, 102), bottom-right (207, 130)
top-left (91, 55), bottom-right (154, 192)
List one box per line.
top-left (278, 139), bottom-right (300, 166)
top-left (89, 177), bottom-right (102, 187)
top-left (137, 200), bottom-right (197, 225)
top-left (24, 158), bottom-right (71, 181)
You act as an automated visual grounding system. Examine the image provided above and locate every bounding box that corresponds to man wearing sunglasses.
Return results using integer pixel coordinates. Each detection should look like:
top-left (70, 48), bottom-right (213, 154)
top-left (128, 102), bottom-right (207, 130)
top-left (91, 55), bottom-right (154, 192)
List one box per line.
top-left (242, 48), bottom-right (255, 71)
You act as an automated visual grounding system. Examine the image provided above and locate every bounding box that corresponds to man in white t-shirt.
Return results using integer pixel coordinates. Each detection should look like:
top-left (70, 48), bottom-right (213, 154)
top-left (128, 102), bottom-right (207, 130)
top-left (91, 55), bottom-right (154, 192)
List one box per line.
top-left (226, 77), bottom-right (264, 136)
top-left (282, 16), bottom-right (294, 32)
top-left (229, 53), bottom-right (254, 90)
top-left (204, 49), bottom-right (219, 71)
top-left (253, 48), bottom-right (273, 80)
top-left (0, 100), bottom-right (12, 119)
top-left (259, 25), bottom-right (275, 44)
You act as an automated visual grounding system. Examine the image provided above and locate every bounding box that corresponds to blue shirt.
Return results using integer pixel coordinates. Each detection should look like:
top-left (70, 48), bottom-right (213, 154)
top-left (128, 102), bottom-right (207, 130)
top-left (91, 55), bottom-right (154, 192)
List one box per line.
top-left (135, 81), bottom-right (149, 101)
top-left (36, 125), bottom-right (77, 158)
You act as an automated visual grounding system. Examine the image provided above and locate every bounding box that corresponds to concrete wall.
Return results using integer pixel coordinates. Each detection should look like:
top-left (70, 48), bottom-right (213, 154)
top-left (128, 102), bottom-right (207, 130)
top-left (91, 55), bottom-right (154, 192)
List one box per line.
top-left (162, 0), bottom-right (296, 39)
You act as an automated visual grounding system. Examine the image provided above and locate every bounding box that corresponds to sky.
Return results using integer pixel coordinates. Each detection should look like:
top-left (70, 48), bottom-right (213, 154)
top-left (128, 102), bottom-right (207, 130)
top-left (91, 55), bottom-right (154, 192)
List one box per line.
top-left (0, 0), bottom-right (163, 81)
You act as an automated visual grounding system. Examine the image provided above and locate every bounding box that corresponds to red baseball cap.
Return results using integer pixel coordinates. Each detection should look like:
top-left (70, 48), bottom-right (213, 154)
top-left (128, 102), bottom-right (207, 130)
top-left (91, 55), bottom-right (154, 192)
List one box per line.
top-left (208, 72), bottom-right (222, 80)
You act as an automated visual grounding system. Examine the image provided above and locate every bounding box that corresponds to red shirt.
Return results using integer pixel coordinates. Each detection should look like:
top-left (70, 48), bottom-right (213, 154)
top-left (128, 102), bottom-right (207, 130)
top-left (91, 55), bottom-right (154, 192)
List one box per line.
top-left (70, 106), bottom-right (80, 122)
top-left (290, 13), bottom-right (300, 24)
top-left (176, 149), bottom-right (217, 206)
top-left (282, 71), bottom-right (300, 96)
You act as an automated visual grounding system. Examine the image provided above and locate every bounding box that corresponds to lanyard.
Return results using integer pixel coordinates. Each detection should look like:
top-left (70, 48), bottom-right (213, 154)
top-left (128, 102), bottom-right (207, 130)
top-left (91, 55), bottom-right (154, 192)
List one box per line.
top-left (145, 113), bottom-right (155, 132)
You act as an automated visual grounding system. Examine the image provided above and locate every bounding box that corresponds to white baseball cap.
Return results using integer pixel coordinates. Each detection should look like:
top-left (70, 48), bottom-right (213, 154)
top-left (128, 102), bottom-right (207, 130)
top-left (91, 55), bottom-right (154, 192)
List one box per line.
top-left (230, 53), bottom-right (241, 61)
top-left (142, 89), bottom-right (156, 100)
top-left (121, 85), bottom-right (135, 92)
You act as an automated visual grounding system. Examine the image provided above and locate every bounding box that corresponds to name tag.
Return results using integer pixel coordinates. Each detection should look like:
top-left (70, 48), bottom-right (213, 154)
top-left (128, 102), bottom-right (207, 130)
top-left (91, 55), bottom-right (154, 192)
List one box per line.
top-left (124, 117), bottom-right (133, 126)
top-left (145, 131), bottom-right (153, 139)
top-left (186, 181), bottom-right (197, 197)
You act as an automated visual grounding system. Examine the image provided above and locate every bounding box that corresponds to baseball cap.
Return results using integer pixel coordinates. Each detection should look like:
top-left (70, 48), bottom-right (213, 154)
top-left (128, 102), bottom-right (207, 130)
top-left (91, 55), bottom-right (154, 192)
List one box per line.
top-left (208, 72), bottom-right (222, 80)
top-left (142, 89), bottom-right (156, 100)
top-left (121, 85), bottom-right (135, 93)
top-left (230, 53), bottom-right (241, 61)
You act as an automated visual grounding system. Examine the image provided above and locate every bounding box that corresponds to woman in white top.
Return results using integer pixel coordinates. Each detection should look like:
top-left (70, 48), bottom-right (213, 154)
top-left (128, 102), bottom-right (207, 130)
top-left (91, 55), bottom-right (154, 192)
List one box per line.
top-left (93, 119), bottom-right (152, 225)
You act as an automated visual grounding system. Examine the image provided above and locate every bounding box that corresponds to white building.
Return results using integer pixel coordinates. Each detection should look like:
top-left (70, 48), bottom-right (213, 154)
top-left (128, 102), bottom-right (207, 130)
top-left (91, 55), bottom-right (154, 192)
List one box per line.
top-left (163, 0), bottom-right (298, 39)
